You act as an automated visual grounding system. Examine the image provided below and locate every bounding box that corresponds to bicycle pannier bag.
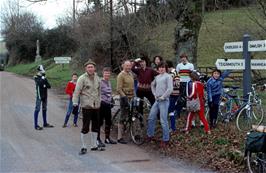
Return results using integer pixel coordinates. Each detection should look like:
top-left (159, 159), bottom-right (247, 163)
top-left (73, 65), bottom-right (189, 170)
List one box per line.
top-left (245, 131), bottom-right (266, 153)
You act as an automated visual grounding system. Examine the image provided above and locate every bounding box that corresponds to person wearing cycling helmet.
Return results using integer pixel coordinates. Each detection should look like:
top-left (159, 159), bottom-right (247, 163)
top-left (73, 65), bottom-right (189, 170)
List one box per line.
top-left (33, 65), bottom-right (54, 130)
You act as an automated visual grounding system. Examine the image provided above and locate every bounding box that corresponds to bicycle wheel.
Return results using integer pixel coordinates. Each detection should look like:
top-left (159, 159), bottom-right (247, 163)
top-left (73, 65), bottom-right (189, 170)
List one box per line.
top-left (130, 113), bottom-right (146, 145)
top-left (236, 106), bottom-right (253, 132)
top-left (251, 103), bottom-right (264, 126)
top-left (247, 151), bottom-right (266, 173)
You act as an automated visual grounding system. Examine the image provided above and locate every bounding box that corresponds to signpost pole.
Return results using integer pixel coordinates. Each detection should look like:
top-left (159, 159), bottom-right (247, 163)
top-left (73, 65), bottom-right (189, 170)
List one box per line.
top-left (243, 34), bottom-right (251, 101)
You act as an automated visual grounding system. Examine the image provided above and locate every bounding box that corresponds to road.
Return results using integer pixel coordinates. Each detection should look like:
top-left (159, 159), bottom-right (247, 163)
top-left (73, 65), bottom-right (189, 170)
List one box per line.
top-left (0, 72), bottom-right (213, 173)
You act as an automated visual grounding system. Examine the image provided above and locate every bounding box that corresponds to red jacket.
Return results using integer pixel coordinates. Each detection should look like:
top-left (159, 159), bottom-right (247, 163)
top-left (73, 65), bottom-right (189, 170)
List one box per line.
top-left (186, 81), bottom-right (205, 105)
top-left (65, 81), bottom-right (76, 97)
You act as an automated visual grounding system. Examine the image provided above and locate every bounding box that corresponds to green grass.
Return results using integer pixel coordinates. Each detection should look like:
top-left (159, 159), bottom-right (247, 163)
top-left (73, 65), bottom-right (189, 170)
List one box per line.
top-left (6, 59), bottom-right (75, 87)
top-left (198, 7), bottom-right (266, 67)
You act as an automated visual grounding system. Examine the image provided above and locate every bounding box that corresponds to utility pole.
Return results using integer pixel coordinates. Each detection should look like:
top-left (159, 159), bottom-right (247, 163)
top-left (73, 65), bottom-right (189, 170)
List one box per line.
top-left (73, 0), bottom-right (76, 27)
top-left (110, 0), bottom-right (114, 68)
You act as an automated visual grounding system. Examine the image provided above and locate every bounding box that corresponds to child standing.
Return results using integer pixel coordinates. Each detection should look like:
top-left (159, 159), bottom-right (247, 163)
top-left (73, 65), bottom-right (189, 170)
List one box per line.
top-left (184, 72), bottom-right (210, 134)
top-left (207, 69), bottom-right (230, 128)
top-left (63, 73), bottom-right (79, 128)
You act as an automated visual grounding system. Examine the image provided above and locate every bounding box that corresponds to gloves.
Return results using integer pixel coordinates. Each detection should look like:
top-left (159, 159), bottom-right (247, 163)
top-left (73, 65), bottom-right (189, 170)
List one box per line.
top-left (72, 105), bottom-right (79, 115)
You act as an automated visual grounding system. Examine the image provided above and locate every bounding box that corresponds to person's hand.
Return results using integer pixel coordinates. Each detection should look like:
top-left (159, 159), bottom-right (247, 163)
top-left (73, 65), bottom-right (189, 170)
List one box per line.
top-left (135, 58), bottom-right (141, 62)
top-left (157, 96), bottom-right (165, 101)
top-left (41, 76), bottom-right (45, 79)
top-left (72, 105), bottom-right (79, 115)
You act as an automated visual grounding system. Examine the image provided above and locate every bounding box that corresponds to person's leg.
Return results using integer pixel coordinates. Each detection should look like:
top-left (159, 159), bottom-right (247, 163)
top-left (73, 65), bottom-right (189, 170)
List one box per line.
top-left (185, 112), bottom-right (194, 131)
top-left (208, 102), bottom-right (214, 128)
top-left (104, 103), bottom-right (117, 144)
top-left (98, 103), bottom-right (105, 141)
top-left (34, 97), bottom-right (41, 129)
top-left (136, 90), bottom-right (144, 115)
top-left (198, 104), bottom-right (210, 133)
top-left (159, 100), bottom-right (170, 142)
top-left (147, 101), bottom-right (159, 138)
top-left (79, 108), bottom-right (90, 155)
top-left (91, 109), bottom-right (104, 150)
top-left (63, 98), bottom-right (73, 126)
top-left (42, 98), bottom-right (53, 127)
top-left (117, 97), bottom-right (128, 144)
top-left (169, 95), bottom-right (178, 132)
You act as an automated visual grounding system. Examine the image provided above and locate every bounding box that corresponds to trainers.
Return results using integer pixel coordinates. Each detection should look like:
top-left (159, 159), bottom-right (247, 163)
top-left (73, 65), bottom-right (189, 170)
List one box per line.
top-left (62, 124), bottom-right (67, 128)
top-left (73, 124), bottom-right (78, 127)
top-left (117, 138), bottom-right (127, 144)
top-left (35, 125), bottom-right (43, 130)
top-left (79, 148), bottom-right (87, 155)
top-left (43, 123), bottom-right (54, 128)
top-left (105, 138), bottom-right (117, 144)
top-left (97, 139), bottom-right (106, 147)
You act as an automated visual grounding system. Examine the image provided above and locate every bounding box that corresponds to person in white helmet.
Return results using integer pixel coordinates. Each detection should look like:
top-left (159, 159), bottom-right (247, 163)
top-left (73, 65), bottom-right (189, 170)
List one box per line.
top-left (33, 65), bottom-right (54, 130)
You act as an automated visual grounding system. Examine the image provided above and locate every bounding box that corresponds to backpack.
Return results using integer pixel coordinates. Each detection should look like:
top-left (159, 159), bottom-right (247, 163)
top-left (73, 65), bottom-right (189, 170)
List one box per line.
top-left (245, 131), bottom-right (266, 153)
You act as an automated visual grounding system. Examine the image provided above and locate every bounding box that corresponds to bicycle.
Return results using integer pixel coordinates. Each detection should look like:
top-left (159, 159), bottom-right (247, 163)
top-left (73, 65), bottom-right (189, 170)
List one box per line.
top-left (236, 85), bottom-right (264, 132)
top-left (245, 128), bottom-right (266, 173)
top-left (111, 96), bottom-right (151, 145)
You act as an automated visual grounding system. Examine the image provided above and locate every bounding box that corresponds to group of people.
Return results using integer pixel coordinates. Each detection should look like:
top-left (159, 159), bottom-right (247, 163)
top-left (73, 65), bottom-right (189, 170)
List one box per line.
top-left (33, 53), bottom-right (230, 154)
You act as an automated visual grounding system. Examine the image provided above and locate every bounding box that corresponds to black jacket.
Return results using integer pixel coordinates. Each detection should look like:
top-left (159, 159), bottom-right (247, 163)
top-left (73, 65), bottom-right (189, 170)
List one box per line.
top-left (34, 74), bottom-right (51, 99)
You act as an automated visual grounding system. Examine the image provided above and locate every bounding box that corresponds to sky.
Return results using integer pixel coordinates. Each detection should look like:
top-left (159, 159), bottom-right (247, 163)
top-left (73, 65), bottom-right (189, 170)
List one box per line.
top-left (0, 0), bottom-right (86, 30)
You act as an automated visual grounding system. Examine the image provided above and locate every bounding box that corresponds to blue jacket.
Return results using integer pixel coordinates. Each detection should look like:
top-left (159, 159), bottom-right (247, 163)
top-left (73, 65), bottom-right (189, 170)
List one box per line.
top-left (206, 71), bottom-right (230, 103)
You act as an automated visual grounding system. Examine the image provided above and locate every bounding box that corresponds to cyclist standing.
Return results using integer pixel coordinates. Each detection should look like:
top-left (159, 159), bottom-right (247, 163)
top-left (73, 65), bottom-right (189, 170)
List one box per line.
top-left (98, 67), bottom-right (117, 145)
top-left (147, 62), bottom-right (173, 148)
top-left (207, 69), bottom-right (230, 128)
top-left (73, 60), bottom-right (103, 155)
top-left (116, 60), bottom-right (135, 144)
top-left (132, 56), bottom-right (158, 113)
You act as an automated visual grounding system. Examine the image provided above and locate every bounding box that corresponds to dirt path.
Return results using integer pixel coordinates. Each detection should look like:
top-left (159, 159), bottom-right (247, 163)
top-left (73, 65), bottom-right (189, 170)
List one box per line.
top-left (0, 72), bottom-right (213, 173)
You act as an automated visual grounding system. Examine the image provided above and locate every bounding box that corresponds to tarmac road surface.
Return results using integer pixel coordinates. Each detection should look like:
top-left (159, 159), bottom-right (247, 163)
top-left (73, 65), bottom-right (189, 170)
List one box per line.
top-left (0, 72), bottom-right (213, 173)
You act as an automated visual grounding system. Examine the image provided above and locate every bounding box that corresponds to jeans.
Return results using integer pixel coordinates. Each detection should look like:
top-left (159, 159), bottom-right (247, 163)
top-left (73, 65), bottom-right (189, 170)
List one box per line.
top-left (147, 99), bottom-right (170, 141)
top-left (64, 98), bottom-right (79, 125)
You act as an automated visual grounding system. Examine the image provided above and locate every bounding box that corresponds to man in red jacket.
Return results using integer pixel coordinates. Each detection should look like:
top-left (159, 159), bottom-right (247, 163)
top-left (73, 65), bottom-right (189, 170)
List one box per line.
top-left (62, 73), bottom-right (79, 127)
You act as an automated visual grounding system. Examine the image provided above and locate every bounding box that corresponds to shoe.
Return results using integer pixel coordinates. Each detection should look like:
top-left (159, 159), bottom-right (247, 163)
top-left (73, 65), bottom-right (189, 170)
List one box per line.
top-left (97, 139), bottom-right (106, 148)
top-left (160, 141), bottom-right (169, 148)
top-left (145, 136), bottom-right (154, 143)
top-left (43, 123), bottom-right (54, 128)
top-left (117, 138), bottom-right (127, 144)
top-left (105, 138), bottom-right (117, 144)
top-left (79, 148), bottom-right (87, 155)
top-left (62, 124), bottom-right (67, 128)
top-left (73, 124), bottom-right (78, 127)
top-left (91, 147), bottom-right (105, 151)
top-left (35, 126), bottom-right (43, 130)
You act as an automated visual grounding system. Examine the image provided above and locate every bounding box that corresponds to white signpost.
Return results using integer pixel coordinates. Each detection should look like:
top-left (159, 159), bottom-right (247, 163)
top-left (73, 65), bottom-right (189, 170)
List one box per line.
top-left (223, 36), bottom-right (266, 99)
top-left (224, 40), bottom-right (266, 53)
top-left (215, 59), bottom-right (266, 70)
top-left (224, 42), bottom-right (243, 53)
top-left (54, 57), bottom-right (71, 64)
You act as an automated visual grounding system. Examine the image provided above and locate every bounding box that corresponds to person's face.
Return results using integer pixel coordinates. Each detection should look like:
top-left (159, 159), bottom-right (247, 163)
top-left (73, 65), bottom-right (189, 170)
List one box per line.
top-left (123, 61), bottom-right (132, 72)
top-left (85, 64), bottom-right (96, 75)
top-left (212, 71), bottom-right (220, 79)
top-left (72, 75), bottom-right (78, 82)
top-left (103, 71), bottom-right (111, 80)
top-left (181, 57), bottom-right (188, 63)
top-left (140, 60), bottom-right (146, 68)
top-left (158, 66), bottom-right (166, 74)
top-left (155, 57), bottom-right (161, 65)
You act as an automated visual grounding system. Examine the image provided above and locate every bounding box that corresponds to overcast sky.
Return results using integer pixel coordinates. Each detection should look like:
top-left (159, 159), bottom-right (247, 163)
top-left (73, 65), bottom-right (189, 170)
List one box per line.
top-left (0, 0), bottom-right (86, 30)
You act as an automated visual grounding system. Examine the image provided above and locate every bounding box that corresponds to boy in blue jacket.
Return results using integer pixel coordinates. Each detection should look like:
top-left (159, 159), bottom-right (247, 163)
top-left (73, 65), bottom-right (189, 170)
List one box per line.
top-left (207, 69), bottom-right (230, 128)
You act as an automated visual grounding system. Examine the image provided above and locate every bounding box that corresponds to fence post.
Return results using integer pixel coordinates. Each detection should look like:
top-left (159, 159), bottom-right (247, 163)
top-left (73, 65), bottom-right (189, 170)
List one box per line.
top-left (243, 34), bottom-right (251, 101)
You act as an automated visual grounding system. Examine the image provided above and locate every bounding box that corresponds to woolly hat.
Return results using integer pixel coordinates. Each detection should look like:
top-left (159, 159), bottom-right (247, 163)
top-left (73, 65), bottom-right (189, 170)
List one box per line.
top-left (84, 59), bottom-right (96, 67)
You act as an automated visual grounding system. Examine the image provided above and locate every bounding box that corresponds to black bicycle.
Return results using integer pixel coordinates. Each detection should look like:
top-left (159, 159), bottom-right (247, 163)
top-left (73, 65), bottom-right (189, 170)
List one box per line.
top-left (111, 96), bottom-right (151, 145)
top-left (245, 130), bottom-right (266, 173)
